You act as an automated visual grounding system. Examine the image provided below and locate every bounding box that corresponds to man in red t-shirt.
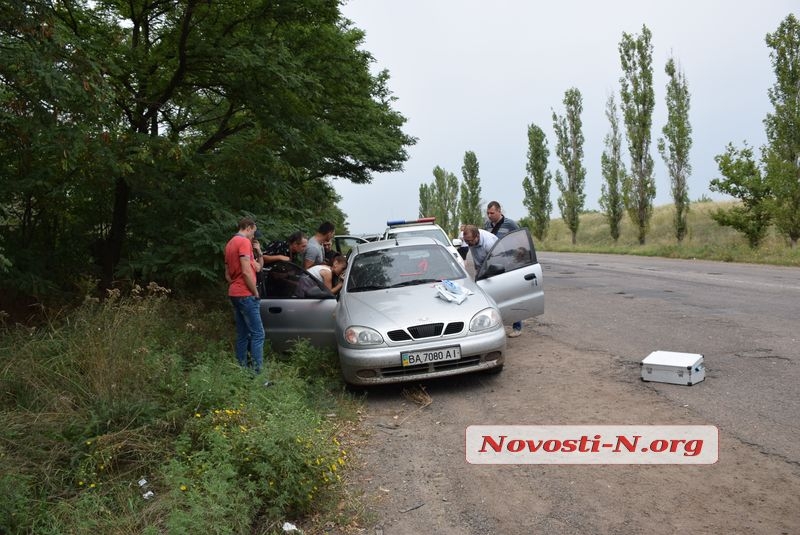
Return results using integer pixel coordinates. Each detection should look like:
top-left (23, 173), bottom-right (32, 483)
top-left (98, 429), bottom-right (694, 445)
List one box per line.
top-left (224, 217), bottom-right (266, 377)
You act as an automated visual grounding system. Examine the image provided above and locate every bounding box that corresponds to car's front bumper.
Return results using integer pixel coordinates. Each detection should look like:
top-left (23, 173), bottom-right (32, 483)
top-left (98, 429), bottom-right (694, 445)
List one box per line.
top-left (338, 326), bottom-right (506, 385)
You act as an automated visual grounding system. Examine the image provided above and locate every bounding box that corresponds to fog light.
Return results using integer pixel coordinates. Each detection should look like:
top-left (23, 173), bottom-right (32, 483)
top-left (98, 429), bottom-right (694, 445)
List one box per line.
top-left (357, 369), bottom-right (377, 379)
top-left (485, 351), bottom-right (502, 363)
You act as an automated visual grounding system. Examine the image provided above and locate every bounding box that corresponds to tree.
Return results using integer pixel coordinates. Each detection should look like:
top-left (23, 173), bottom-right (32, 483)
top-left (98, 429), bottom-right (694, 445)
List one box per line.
top-left (764, 14), bottom-right (800, 248)
top-left (657, 56), bottom-right (693, 242)
top-left (600, 94), bottom-right (626, 243)
top-left (522, 124), bottom-right (552, 241)
top-left (459, 151), bottom-right (483, 227)
top-left (552, 87), bottom-right (586, 245)
top-left (619, 25), bottom-right (656, 245)
top-left (0, 0), bottom-right (414, 297)
top-left (429, 166), bottom-right (460, 237)
top-left (709, 143), bottom-right (772, 248)
top-left (418, 183), bottom-right (432, 219)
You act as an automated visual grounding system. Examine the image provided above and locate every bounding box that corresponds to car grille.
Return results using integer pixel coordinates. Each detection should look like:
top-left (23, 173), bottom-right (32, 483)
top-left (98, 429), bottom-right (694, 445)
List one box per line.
top-left (387, 322), bottom-right (465, 341)
top-left (380, 355), bottom-right (483, 378)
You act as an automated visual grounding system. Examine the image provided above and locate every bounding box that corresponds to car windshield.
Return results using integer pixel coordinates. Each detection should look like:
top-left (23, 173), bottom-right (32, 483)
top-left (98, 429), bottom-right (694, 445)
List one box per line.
top-left (347, 244), bottom-right (465, 292)
top-left (386, 228), bottom-right (451, 247)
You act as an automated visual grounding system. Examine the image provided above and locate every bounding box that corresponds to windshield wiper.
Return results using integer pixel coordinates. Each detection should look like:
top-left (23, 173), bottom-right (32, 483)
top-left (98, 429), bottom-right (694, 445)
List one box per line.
top-left (348, 285), bottom-right (387, 292)
top-left (388, 278), bottom-right (440, 288)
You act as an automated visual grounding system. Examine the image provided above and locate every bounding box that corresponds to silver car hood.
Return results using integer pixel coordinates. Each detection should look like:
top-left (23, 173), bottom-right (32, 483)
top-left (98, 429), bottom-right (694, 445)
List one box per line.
top-left (339, 280), bottom-right (494, 330)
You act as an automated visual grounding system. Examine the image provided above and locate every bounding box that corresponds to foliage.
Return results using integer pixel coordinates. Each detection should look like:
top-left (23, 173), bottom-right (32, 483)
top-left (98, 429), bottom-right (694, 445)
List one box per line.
top-left (522, 124), bottom-right (553, 241)
top-left (600, 93), bottom-right (627, 243)
top-left (418, 183), bottom-right (431, 219)
top-left (0, 288), bottom-right (354, 534)
top-left (710, 143), bottom-right (773, 248)
top-left (552, 87), bottom-right (587, 245)
top-left (0, 0), bottom-right (414, 299)
top-left (619, 24), bottom-right (656, 245)
top-left (459, 151), bottom-right (484, 227)
top-left (657, 56), bottom-right (693, 243)
top-left (763, 13), bottom-right (800, 248)
top-left (419, 166), bottom-right (459, 237)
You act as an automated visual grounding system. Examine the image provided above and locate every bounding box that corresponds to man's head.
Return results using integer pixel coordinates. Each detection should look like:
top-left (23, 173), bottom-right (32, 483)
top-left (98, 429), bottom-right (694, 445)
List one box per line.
top-left (238, 217), bottom-right (257, 238)
top-left (462, 224), bottom-right (480, 246)
top-left (486, 201), bottom-right (503, 224)
top-left (317, 221), bottom-right (335, 241)
top-left (288, 231), bottom-right (308, 255)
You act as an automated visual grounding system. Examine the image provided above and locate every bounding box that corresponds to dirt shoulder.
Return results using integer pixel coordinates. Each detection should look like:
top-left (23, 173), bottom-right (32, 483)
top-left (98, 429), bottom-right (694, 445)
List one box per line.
top-left (333, 321), bottom-right (799, 535)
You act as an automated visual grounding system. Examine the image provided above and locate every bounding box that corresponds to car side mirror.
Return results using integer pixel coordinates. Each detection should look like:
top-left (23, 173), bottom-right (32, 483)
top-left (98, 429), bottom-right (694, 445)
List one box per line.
top-left (452, 238), bottom-right (463, 247)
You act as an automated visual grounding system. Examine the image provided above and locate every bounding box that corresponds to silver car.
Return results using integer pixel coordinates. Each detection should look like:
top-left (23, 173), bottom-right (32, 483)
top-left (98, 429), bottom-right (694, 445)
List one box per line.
top-left (260, 229), bottom-right (544, 385)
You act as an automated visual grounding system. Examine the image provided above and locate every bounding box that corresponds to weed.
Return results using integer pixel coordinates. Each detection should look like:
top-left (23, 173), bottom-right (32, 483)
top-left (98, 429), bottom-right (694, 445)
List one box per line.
top-left (0, 287), bottom-right (355, 534)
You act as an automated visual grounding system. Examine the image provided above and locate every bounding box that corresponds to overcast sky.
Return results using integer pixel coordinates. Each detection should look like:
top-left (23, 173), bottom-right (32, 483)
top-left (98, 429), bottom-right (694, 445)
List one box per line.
top-left (333, 1), bottom-right (796, 235)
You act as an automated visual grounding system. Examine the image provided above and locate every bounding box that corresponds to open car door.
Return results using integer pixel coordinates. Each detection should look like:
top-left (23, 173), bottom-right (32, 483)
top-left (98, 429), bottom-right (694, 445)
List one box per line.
top-left (258, 261), bottom-right (338, 351)
top-left (475, 229), bottom-right (544, 324)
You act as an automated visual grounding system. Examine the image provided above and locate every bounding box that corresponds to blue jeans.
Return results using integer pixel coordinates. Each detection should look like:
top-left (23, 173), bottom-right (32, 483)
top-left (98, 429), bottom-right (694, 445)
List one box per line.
top-left (230, 295), bottom-right (265, 374)
top-left (513, 321), bottom-right (522, 331)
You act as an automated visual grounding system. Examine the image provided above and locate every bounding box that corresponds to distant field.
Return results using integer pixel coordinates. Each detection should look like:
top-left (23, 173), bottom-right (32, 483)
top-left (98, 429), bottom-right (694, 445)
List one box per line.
top-left (537, 200), bottom-right (800, 267)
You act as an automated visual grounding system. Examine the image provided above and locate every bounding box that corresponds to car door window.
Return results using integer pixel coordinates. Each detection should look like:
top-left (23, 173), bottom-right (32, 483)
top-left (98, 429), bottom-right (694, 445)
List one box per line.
top-left (477, 229), bottom-right (536, 280)
top-left (333, 236), bottom-right (367, 257)
top-left (262, 261), bottom-right (333, 299)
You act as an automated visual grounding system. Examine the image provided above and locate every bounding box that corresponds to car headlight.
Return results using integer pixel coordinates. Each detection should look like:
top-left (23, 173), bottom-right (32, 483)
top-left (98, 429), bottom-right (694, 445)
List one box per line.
top-left (469, 307), bottom-right (501, 332)
top-left (344, 326), bottom-right (384, 346)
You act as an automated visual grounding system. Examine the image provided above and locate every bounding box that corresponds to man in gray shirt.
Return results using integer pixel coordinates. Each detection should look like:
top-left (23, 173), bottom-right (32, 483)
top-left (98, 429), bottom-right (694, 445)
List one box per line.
top-left (304, 221), bottom-right (335, 269)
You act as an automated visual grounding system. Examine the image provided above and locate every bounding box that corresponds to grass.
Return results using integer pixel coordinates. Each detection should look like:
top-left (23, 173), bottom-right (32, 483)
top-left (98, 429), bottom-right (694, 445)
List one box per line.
top-left (539, 200), bottom-right (800, 266)
top-left (0, 284), bottom-right (360, 534)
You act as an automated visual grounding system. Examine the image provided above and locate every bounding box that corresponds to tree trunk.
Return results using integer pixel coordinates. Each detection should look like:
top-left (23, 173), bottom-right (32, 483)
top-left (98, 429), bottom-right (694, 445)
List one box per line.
top-left (99, 177), bottom-right (130, 291)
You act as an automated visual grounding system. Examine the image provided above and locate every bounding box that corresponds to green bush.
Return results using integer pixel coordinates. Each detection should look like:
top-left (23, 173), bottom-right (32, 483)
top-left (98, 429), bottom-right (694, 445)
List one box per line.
top-left (0, 285), bottom-right (353, 534)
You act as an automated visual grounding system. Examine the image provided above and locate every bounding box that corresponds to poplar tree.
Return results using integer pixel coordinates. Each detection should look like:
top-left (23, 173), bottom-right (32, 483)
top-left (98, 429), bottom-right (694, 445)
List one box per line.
top-left (418, 183), bottom-right (432, 219)
top-left (459, 151), bottom-right (483, 227)
top-left (619, 25), bottom-right (656, 245)
top-left (764, 14), bottom-right (800, 248)
top-left (600, 94), bottom-right (626, 243)
top-left (522, 124), bottom-right (553, 241)
top-left (658, 56), bottom-right (693, 243)
top-left (425, 166), bottom-right (460, 237)
top-left (552, 87), bottom-right (586, 245)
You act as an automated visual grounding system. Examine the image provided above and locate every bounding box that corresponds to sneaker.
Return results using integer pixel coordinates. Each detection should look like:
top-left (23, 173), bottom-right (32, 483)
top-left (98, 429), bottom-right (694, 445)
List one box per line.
top-left (262, 380), bottom-right (275, 387)
top-left (507, 329), bottom-right (522, 338)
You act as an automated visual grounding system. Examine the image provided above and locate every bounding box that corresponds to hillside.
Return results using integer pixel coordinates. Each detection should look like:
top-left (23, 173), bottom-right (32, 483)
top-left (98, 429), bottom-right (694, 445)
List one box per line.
top-left (538, 200), bottom-right (800, 267)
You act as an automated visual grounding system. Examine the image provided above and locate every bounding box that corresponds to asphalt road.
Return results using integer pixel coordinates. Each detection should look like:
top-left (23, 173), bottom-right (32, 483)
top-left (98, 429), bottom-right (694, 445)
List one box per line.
top-left (539, 251), bottom-right (800, 464)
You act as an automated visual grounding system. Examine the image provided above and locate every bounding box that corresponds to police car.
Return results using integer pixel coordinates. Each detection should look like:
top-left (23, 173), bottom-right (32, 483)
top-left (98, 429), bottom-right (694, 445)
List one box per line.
top-left (382, 218), bottom-right (465, 268)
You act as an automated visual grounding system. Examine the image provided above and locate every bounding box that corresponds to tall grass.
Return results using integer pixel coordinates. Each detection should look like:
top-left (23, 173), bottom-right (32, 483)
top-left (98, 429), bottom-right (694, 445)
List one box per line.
top-left (540, 200), bottom-right (800, 266)
top-left (0, 284), bottom-right (356, 534)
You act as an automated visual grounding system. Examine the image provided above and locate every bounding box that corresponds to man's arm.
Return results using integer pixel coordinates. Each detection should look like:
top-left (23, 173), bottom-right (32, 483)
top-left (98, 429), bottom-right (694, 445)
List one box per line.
top-left (264, 253), bottom-right (291, 264)
top-left (239, 256), bottom-right (259, 296)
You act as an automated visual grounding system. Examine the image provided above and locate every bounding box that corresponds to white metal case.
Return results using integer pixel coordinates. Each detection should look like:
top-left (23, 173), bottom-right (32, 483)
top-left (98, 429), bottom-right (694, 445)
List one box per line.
top-left (640, 351), bottom-right (705, 386)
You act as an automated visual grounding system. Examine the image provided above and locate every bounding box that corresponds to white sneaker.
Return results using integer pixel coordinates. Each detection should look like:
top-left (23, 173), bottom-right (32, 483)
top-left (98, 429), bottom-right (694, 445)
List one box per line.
top-left (507, 329), bottom-right (522, 338)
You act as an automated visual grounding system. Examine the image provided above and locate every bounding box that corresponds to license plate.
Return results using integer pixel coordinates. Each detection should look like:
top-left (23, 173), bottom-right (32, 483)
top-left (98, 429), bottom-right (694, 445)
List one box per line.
top-left (401, 346), bottom-right (461, 367)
